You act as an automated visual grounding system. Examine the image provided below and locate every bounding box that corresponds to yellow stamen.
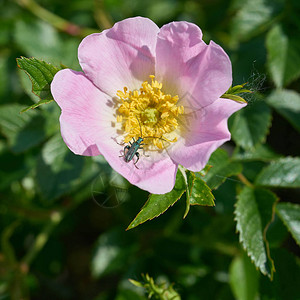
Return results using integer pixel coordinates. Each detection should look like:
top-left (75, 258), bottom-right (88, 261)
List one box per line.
top-left (116, 75), bottom-right (184, 150)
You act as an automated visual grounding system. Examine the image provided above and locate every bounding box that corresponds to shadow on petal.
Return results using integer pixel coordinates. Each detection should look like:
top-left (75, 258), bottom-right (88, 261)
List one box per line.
top-left (82, 144), bottom-right (102, 156)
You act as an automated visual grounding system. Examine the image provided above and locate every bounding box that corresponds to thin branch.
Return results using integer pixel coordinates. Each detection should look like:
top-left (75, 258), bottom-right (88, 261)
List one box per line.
top-left (94, 0), bottom-right (114, 29)
top-left (21, 211), bottom-right (62, 268)
top-left (237, 173), bottom-right (253, 187)
top-left (16, 0), bottom-right (98, 37)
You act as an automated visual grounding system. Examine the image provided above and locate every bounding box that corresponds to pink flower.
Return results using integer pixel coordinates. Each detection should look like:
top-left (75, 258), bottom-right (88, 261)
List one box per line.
top-left (51, 17), bottom-right (246, 194)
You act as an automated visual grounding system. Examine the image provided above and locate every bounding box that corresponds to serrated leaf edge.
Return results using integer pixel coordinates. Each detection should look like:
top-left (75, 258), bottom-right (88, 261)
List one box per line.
top-left (234, 187), bottom-right (278, 279)
top-left (233, 104), bottom-right (273, 150)
top-left (20, 99), bottom-right (54, 113)
top-left (126, 190), bottom-right (186, 230)
top-left (16, 56), bottom-right (59, 112)
top-left (189, 177), bottom-right (215, 207)
top-left (276, 202), bottom-right (300, 247)
top-left (255, 156), bottom-right (300, 187)
top-left (184, 171), bottom-right (195, 218)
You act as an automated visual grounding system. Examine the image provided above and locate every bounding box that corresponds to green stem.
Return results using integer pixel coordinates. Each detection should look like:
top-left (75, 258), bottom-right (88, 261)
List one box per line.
top-left (1, 221), bottom-right (20, 266)
top-left (5, 205), bottom-right (56, 221)
top-left (18, 183), bottom-right (91, 269)
top-left (21, 211), bottom-right (63, 267)
top-left (237, 173), bottom-right (253, 188)
top-left (16, 0), bottom-right (97, 37)
top-left (169, 233), bottom-right (239, 256)
top-left (94, 0), bottom-right (114, 29)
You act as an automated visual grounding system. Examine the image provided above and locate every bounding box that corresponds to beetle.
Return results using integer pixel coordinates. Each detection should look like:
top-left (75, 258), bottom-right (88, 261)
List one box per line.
top-left (119, 117), bottom-right (173, 169)
top-left (120, 136), bottom-right (144, 169)
top-left (119, 117), bottom-right (147, 169)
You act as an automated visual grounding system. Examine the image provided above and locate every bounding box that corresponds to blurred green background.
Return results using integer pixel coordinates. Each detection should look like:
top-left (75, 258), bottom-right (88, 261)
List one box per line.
top-left (1, 0), bottom-right (300, 299)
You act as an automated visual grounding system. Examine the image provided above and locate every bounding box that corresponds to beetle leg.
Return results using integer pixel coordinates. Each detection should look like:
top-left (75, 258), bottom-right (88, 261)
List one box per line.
top-left (138, 143), bottom-right (149, 157)
top-left (134, 152), bottom-right (140, 169)
top-left (130, 138), bottom-right (136, 145)
top-left (120, 145), bottom-right (130, 158)
top-left (140, 146), bottom-right (149, 157)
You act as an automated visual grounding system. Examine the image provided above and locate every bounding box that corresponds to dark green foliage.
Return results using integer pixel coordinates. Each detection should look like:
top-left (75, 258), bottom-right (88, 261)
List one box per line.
top-left (230, 100), bottom-right (272, 150)
top-left (235, 187), bottom-right (277, 278)
top-left (201, 149), bottom-right (243, 189)
top-left (276, 202), bottom-right (300, 246)
top-left (256, 157), bottom-right (300, 188)
top-left (267, 89), bottom-right (300, 133)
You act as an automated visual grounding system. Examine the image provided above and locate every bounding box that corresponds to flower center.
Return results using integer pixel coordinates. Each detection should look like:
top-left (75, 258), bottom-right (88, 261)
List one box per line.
top-left (116, 75), bottom-right (184, 150)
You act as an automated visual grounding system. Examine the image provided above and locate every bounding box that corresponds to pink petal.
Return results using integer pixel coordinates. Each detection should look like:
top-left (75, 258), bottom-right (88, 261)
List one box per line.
top-left (51, 69), bottom-right (114, 156)
top-left (156, 21), bottom-right (232, 108)
top-left (99, 145), bottom-right (178, 194)
top-left (51, 70), bottom-right (177, 194)
top-left (78, 17), bottom-right (159, 96)
top-left (168, 98), bottom-right (246, 171)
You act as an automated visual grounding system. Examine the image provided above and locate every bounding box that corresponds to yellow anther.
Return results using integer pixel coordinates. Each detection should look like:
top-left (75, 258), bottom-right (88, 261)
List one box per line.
top-left (161, 112), bottom-right (169, 119)
top-left (116, 75), bottom-right (184, 150)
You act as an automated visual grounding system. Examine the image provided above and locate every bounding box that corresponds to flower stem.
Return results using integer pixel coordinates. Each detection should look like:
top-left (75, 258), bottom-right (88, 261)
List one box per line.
top-left (21, 211), bottom-right (63, 268)
top-left (237, 173), bottom-right (253, 187)
top-left (94, 0), bottom-right (114, 29)
top-left (16, 0), bottom-right (97, 37)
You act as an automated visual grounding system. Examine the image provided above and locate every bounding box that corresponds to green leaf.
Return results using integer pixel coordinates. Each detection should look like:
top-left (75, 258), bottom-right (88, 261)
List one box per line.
top-left (184, 171), bottom-right (214, 218)
top-left (21, 100), bottom-right (53, 113)
top-left (235, 187), bottom-right (277, 278)
top-left (201, 149), bottom-right (242, 189)
top-left (0, 54), bottom-right (10, 100)
top-left (259, 249), bottom-right (300, 299)
top-left (230, 100), bottom-right (272, 149)
top-left (228, 83), bottom-right (250, 94)
top-left (17, 57), bottom-right (60, 111)
top-left (91, 228), bottom-right (137, 278)
top-left (233, 144), bottom-right (281, 162)
top-left (266, 89), bottom-right (300, 132)
top-left (266, 24), bottom-right (300, 87)
top-left (187, 172), bottom-right (214, 206)
top-left (197, 165), bottom-right (212, 177)
top-left (266, 24), bottom-right (287, 88)
top-left (115, 289), bottom-right (145, 300)
top-left (229, 252), bottom-right (259, 300)
top-left (130, 274), bottom-right (181, 300)
top-left (230, 0), bottom-right (284, 43)
top-left (221, 94), bottom-right (248, 103)
top-left (14, 19), bottom-right (79, 68)
top-left (127, 171), bottom-right (186, 230)
top-left (255, 157), bottom-right (300, 188)
top-left (284, 37), bottom-right (300, 85)
top-left (148, 1), bottom-right (179, 24)
top-left (276, 202), bottom-right (300, 246)
top-left (221, 83), bottom-right (251, 103)
top-left (0, 104), bottom-right (46, 153)
top-left (36, 133), bottom-right (84, 200)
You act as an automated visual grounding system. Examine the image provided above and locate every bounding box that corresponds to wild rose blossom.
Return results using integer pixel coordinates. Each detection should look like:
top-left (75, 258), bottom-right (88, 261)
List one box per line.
top-left (51, 17), bottom-right (246, 194)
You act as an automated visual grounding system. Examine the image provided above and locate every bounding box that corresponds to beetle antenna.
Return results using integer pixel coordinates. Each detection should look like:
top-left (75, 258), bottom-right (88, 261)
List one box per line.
top-left (135, 116), bottom-right (143, 137)
top-left (143, 136), bottom-right (176, 143)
